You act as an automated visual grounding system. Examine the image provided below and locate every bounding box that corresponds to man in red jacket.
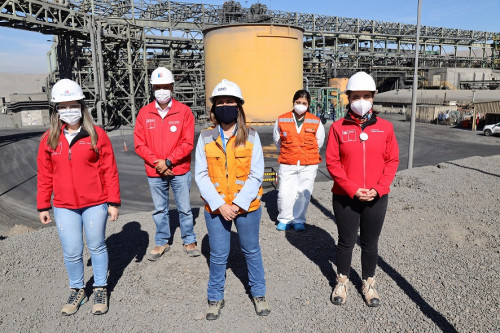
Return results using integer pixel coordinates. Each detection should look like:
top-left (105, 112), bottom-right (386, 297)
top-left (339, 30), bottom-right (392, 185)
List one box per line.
top-left (134, 67), bottom-right (200, 260)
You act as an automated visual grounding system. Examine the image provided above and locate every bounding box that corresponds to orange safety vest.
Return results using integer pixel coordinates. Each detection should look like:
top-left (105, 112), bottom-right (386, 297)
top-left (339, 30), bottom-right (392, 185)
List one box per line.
top-left (278, 111), bottom-right (321, 165)
top-left (200, 126), bottom-right (263, 214)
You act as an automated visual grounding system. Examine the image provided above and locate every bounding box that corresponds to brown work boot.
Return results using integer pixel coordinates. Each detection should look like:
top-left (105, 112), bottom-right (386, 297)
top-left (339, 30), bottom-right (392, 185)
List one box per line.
top-left (147, 244), bottom-right (170, 261)
top-left (184, 243), bottom-right (201, 257)
top-left (61, 288), bottom-right (87, 316)
top-left (252, 296), bottom-right (271, 316)
top-left (91, 287), bottom-right (108, 315)
top-left (206, 299), bottom-right (225, 320)
top-left (362, 277), bottom-right (380, 307)
top-left (331, 274), bottom-right (349, 305)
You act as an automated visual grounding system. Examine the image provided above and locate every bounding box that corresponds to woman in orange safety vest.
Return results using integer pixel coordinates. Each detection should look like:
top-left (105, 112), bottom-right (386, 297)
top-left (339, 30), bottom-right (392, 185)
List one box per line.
top-left (195, 79), bottom-right (270, 320)
top-left (273, 89), bottom-right (325, 231)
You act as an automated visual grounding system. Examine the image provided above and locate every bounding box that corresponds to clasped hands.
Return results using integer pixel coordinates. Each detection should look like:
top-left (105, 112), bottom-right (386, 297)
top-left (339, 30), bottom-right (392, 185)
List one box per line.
top-left (354, 188), bottom-right (378, 201)
top-left (154, 159), bottom-right (174, 176)
top-left (219, 203), bottom-right (241, 221)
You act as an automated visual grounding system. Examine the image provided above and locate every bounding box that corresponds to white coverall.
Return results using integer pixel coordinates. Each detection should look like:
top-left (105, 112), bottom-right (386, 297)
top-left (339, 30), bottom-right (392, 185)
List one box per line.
top-left (273, 116), bottom-right (325, 225)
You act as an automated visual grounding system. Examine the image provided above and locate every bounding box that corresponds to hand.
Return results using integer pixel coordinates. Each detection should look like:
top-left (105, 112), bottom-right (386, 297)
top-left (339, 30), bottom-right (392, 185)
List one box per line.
top-left (108, 206), bottom-right (119, 221)
top-left (218, 203), bottom-right (239, 221)
top-left (162, 168), bottom-right (175, 176)
top-left (354, 188), bottom-right (376, 202)
top-left (153, 159), bottom-right (168, 174)
top-left (39, 211), bottom-right (51, 224)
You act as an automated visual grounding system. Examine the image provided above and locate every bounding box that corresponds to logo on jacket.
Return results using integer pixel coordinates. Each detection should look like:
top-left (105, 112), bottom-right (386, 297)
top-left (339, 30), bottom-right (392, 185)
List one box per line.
top-left (146, 119), bottom-right (156, 129)
top-left (50, 143), bottom-right (63, 155)
top-left (342, 130), bottom-right (357, 142)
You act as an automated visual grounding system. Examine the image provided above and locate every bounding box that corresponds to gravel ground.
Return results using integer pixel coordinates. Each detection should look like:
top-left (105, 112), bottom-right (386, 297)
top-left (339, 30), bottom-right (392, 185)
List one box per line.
top-left (1, 155), bottom-right (499, 332)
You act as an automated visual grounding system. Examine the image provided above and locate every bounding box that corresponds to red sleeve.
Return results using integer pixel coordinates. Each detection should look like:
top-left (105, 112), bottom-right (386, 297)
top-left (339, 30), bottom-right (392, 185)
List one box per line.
top-left (133, 109), bottom-right (158, 167)
top-left (167, 106), bottom-right (195, 165)
top-left (325, 125), bottom-right (359, 198)
top-left (36, 133), bottom-right (54, 211)
top-left (373, 125), bottom-right (399, 196)
top-left (97, 129), bottom-right (121, 205)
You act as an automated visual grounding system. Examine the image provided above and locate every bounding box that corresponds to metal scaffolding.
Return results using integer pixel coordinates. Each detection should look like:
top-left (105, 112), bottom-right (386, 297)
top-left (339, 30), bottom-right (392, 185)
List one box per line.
top-left (0, 0), bottom-right (496, 126)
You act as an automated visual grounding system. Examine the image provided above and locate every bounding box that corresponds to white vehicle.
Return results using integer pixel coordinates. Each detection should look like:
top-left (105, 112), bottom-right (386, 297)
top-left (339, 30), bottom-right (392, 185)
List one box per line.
top-left (483, 122), bottom-right (500, 136)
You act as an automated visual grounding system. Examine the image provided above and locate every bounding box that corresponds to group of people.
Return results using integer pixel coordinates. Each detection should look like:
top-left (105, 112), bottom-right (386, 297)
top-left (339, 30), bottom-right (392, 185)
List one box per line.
top-left (36, 68), bottom-right (399, 320)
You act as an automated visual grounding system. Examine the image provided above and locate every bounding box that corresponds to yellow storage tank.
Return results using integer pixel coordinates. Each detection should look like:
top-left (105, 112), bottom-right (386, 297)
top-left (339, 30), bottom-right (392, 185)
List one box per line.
top-left (203, 24), bottom-right (304, 122)
top-left (329, 78), bottom-right (349, 108)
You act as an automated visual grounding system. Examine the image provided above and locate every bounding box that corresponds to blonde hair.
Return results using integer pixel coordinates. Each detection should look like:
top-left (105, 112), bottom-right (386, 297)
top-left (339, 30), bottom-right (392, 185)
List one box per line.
top-left (209, 100), bottom-right (248, 147)
top-left (47, 101), bottom-right (98, 151)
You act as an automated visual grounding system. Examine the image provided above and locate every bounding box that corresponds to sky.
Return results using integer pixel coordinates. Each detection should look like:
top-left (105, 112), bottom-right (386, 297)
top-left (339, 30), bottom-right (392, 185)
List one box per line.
top-left (0, 0), bottom-right (498, 74)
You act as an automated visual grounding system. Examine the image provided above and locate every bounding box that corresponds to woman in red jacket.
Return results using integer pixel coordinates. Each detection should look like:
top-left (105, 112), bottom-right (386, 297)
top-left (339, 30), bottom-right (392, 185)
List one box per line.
top-left (37, 79), bottom-right (121, 316)
top-left (326, 72), bottom-right (399, 307)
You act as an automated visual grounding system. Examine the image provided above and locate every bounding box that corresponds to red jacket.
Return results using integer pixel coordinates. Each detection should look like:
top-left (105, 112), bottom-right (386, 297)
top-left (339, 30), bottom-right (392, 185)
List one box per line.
top-left (134, 99), bottom-right (194, 177)
top-left (37, 125), bottom-right (121, 211)
top-left (326, 114), bottom-right (399, 198)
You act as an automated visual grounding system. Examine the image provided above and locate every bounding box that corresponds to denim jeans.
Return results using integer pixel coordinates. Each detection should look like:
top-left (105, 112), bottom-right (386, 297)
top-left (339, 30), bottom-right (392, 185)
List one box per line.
top-left (147, 171), bottom-right (196, 246)
top-left (205, 207), bottom-right (266, 301)
top-left (53, 203), bottom-right (109, 289)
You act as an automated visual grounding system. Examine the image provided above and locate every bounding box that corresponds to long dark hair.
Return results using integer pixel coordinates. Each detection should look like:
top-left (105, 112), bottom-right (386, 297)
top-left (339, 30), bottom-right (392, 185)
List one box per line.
top-left (293, 90), bottom-right (311, 110)
top-left (210, 98), bottom-right (248, 147)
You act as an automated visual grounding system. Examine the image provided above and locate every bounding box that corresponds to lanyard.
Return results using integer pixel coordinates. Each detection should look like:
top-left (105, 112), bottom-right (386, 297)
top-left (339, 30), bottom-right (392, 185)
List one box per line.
top-left (219, 125), bottom-right (226, 152)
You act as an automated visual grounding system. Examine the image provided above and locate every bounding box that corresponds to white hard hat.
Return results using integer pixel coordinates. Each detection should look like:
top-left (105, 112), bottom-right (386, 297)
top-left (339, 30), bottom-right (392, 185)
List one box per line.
top-left (51, 79), bottom-right (85, 103)
top-left (150, 67), bottom-right (174, 85)
top-left (209, 79), bottom-right (244, 104)
top-left (346, 72), bottom-right (377, 92)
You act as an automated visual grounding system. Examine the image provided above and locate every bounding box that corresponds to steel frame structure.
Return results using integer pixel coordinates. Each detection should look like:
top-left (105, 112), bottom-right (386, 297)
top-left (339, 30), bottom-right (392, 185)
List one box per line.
top-left (0, 0), bottom-right (496, 126)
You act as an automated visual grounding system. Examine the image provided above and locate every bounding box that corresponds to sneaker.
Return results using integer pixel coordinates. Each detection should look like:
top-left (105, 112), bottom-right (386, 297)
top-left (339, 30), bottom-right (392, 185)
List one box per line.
top-left (184, 243), bottom-right (201, 257)
top-left (206, 299), bottom-right (225, 320)
top-left (331, 274), bottom-right (349, 305)
top-left (147, 244), bottom-right (170, 261)
top-left (92, 287), bottom-right (108, 315)
top-left (276, 222), bottom-right (291, 231)
top-left (362, 277), bottom-right (380, 307)
top-left (61, 288), bottom-right (87, 316)
top-left (293, 223), bottom-right (306, 231)
top-left (252, 296), bottom-right (271, 316)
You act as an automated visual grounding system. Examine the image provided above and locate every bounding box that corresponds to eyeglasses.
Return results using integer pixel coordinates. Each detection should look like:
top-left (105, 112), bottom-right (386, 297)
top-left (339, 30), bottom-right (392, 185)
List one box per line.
top-left (56, 104), bottom-right (81, 111)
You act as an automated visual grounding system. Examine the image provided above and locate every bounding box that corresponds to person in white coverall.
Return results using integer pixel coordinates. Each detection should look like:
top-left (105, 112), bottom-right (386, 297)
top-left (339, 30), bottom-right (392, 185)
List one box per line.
top-left (273, 89), bottom-right (325, 231)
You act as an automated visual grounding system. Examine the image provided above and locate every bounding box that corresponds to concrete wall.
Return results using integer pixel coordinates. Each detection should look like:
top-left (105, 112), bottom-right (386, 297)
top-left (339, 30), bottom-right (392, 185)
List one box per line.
top-left (0, 110), bottom-right (50, 128)
top-left (427, 68), bottom-right (500, 89)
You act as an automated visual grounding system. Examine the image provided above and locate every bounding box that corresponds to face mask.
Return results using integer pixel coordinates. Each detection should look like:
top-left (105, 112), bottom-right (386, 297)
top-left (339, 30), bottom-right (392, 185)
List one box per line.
top-left (293, 104), bottom-right (308, 115)
top-left (154, 89), bottom-right (172, 104)
top-left (214, 105), bottom-right (239, 125)
top-left (350, 99), bottom-right (372, 117)
top-left (59, 108), bottom-right (82, 125)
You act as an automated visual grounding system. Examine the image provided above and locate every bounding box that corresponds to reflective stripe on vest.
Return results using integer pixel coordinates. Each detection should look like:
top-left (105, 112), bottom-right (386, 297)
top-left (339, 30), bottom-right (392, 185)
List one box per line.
top-left (278, 111), bottom-right (321, 165)
top-left (201, 126), bottom-right (263, 214)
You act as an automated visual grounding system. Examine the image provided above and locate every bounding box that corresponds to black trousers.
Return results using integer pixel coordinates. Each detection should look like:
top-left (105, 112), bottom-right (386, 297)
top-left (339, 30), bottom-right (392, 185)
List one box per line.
top-left (332, 194), bottom-right (388, 280)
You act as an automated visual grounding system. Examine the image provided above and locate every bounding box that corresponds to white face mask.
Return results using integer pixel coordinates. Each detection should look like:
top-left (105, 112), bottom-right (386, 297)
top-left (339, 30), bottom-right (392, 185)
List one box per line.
top-left (350, 99), bottom-right (372, 117)
top-left (293, 104), bottom-right (308, 115)
top-left (154, 89), bottom-right (172, 104)
top-left (59, 108), bottom-right (82, 125)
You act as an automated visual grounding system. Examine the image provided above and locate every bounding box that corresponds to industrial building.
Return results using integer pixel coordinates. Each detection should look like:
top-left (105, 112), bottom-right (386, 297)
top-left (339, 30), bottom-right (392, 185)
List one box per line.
top-left (0, 0), bottom-right (498, 125)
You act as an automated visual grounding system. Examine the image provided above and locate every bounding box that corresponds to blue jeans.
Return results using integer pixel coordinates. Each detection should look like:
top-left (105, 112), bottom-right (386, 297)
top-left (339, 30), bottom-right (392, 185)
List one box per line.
top-left (53, 204), bottom-right (109, 289)
top-left (147, 171), bottom-right (196, 246)
top-left (205, 207), bottom-right (266, 301)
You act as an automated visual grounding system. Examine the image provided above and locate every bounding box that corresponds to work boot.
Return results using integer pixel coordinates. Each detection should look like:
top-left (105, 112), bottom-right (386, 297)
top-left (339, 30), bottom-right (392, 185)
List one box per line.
top-left (147, 243), bottom-right (170, 261)
top-left (362, 277), bottom-right (380, 307)
top-left (91, 287), bottom-right (108, 315)
top-left (61, 288), bottom-right (87, 316)
top-left (252, 296), bottom-right (271, 316)
top-left (331, 274), bottom-right (349, 305)
top-left (206, 299), bottom-right (225, 320)
top-left (184, 243), bottom-right (201, 257)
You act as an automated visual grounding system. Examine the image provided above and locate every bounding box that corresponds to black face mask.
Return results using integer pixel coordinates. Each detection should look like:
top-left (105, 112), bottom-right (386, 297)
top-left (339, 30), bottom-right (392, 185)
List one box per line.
top-left (214, 105), bottom-right (239, 125)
